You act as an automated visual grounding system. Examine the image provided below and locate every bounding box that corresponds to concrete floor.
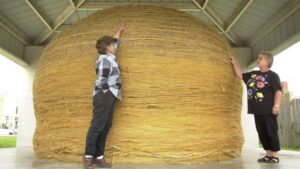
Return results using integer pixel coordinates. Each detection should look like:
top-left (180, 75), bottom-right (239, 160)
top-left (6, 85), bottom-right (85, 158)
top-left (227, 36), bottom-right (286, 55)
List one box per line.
top-left (0, 147), bottom-right (300, 169)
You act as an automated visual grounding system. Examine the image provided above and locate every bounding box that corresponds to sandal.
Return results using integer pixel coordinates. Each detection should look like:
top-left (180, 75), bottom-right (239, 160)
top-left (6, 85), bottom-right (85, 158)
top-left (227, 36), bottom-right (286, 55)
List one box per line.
top-left (257, 156), bottom-right (271, 163)
top-left (265, 157), bottom-right (280, 163)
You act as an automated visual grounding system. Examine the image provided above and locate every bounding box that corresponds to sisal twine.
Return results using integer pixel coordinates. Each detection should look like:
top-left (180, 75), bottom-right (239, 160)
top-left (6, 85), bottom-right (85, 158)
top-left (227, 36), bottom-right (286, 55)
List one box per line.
top-left (33, 4), bottom-right (243, 163)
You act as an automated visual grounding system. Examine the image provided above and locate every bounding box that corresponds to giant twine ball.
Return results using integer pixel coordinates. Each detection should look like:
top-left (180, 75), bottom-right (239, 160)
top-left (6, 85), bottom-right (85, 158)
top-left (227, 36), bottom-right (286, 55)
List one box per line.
top-left (33, 4), bottom-right (243, 163)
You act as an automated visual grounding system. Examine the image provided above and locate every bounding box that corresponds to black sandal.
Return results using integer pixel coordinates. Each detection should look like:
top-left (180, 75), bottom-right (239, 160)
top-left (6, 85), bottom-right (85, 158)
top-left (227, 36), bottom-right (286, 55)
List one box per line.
top-left (257, 156), bottom-right (271, 163)
top-left (266, 157), bottom-right (280, 163)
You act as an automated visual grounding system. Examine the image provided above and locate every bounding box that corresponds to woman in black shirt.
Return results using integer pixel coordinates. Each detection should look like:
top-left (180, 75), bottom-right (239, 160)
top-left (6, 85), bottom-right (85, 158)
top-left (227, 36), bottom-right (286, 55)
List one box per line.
top-left (230, 51), bottom-right (282, 163)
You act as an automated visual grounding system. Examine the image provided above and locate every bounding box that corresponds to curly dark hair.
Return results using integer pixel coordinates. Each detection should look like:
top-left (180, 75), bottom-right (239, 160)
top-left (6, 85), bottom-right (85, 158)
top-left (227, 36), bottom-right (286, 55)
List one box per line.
top-left (96, 36), bottom-right (118, 54)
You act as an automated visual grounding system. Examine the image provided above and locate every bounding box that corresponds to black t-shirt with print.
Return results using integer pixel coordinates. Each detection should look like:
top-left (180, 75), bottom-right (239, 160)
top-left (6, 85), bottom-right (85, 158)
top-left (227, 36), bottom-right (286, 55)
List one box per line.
top-left (242, 70), bottom-right (281, 115)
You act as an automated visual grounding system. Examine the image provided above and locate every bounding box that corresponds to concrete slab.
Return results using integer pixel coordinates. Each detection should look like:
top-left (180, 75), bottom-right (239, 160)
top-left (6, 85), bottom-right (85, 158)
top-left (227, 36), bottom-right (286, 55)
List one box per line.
top-left (0, 147), bottom-right (299, 169)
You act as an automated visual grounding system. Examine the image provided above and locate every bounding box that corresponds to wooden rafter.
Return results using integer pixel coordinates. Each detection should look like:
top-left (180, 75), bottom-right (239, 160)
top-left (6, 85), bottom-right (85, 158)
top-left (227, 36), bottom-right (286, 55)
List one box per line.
top-left (32, 0), bottom-right (86, 45)
top-left (225, 0), bottom-right (253, 33)
top-left (24, 0), bottom-right (52, 31)
top-left (0, 11), bottom-right (31, 45)
top-left (192, 0), bottom-right (243, 46)
top-left (248, 0), bottom-right (300, 46)
top-left (77, 2), bottom-right (201, 12)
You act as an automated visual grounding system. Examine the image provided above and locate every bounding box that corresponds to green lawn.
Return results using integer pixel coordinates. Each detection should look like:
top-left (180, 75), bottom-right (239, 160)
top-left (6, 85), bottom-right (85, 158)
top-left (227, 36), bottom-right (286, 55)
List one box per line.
top-left (281, 146), bottom-right (300, 152)
top-left (259, 144), bottom-right (300, 152)
top-left (0, 136), bottom-right (16, 148)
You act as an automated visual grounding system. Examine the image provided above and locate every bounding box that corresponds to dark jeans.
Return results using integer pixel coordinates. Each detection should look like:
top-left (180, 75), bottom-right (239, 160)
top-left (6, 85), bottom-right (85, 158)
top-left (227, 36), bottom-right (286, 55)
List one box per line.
top-left (85, 90), bottom-right (116, 156)
top-left (254, 114), bottom-right (280, 152)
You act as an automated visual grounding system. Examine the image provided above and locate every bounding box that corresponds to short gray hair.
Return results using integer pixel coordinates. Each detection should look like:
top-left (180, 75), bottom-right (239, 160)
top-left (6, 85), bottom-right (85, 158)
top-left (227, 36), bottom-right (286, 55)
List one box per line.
top-left (259, 51), bottom-right (273, 68)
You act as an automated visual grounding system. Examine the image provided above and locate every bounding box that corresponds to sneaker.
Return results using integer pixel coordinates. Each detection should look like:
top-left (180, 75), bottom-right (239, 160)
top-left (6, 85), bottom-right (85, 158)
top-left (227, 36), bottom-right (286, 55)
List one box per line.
top-left (83, 155), bottom-right (94, 169)
top-left (93, 157), bottom-right (111, 168)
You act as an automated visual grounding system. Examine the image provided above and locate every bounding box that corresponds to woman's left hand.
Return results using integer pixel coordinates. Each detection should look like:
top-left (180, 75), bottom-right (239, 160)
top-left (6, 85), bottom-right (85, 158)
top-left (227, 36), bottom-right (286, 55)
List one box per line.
top-left (272, 106), bottom-right (280, 115)
top-left (118, 21), bottom-right (128, 32)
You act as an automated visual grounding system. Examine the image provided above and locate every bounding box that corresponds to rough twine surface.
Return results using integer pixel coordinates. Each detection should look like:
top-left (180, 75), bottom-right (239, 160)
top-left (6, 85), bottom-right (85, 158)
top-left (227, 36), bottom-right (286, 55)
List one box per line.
top-left (33, 5), bottom-right (243, 163)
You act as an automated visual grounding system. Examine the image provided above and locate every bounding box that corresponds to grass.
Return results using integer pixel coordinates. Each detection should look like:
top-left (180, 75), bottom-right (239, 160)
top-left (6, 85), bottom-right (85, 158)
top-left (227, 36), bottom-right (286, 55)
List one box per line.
top-left (281, 146), bottom-right (300, 152)
top-left (259, 144), bottom-right (300, 152)
top-left (0, 136), bottom-right (16, 148)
